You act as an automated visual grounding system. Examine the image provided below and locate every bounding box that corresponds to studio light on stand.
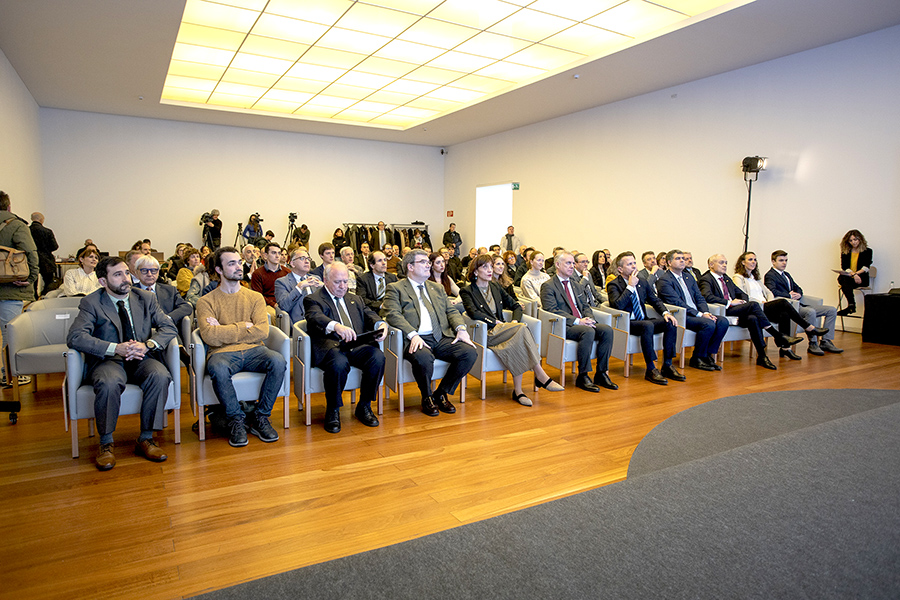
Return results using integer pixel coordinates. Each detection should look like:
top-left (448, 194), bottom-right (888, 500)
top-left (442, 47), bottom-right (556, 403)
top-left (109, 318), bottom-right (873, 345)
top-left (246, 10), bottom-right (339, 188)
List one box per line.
top-left (741, 156), bottom-right (767, 253)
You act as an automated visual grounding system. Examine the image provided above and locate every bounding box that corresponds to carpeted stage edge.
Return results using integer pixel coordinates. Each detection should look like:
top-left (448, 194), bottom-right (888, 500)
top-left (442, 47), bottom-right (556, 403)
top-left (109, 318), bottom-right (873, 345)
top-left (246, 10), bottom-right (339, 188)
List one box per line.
top-left (191, 389), bottom-right (900, 600)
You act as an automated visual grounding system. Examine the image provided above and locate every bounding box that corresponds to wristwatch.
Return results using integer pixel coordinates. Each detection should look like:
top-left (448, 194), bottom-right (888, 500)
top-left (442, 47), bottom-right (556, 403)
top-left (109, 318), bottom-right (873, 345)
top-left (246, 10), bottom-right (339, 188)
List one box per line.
top-left (146, 339), bottom-right (158, 350)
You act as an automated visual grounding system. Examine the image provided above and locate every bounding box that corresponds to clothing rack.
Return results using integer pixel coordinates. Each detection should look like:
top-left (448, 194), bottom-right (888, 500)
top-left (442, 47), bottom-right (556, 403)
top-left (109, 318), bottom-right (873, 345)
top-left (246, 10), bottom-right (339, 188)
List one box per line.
top-left (341, 222), bottom-right (433, 253)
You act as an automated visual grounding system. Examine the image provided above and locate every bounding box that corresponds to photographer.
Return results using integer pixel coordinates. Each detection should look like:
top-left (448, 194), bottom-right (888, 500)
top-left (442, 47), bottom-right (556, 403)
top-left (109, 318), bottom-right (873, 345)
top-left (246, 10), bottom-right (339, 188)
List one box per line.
top-left (200, 209), bottom-right (222, 250)
top-left (291, 223), bottom-right (310, 249)
top-left (242, 213), bottom-right (264, 246)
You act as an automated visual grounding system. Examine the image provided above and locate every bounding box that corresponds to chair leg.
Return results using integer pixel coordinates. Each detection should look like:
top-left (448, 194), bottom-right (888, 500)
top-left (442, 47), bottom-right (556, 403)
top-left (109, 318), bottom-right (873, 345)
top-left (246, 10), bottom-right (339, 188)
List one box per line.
top-left (460, 376), bottom-right (465, 404)
top-left (624, 354), bottom-right (630, 378)
top-left (350, 389), bottom-right (357, 405)
top-left (305, 392), bottom-right (312, 426)
top-left (173, 408), bottom-right (181, 445)
top-left (481, 377), bottom-right (486, 400)
top-left (71, 419), bottom-right (79, 458)
top-left (283, 392), bottom-right (290, 429)
top-left (398, 382), bottom-right (404, 413)
top-left (377, 385), bottom-right (383, 416)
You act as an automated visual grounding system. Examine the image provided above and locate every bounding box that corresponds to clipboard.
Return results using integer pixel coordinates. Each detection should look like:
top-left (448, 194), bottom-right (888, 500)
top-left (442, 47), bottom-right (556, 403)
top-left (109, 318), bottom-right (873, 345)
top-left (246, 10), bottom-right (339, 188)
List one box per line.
top-left (340, 329), bottom-right (383, 350)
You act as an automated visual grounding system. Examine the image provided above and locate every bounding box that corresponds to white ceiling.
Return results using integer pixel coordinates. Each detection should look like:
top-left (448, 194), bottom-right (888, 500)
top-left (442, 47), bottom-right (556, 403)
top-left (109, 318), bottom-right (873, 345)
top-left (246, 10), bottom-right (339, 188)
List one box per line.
top-left (2, 0), bottom-right (900, 147)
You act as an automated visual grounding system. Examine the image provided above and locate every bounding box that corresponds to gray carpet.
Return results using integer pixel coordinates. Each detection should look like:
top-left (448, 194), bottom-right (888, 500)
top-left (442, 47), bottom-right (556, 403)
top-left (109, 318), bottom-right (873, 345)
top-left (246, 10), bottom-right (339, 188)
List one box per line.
top-left (191, 389), bottom-right (900, 600)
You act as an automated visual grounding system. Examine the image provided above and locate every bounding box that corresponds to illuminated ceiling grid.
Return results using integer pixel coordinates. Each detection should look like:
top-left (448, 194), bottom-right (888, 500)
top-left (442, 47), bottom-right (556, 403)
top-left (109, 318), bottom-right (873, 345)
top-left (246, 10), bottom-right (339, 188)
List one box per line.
top-left (162, 0), bottom-right (745, 129)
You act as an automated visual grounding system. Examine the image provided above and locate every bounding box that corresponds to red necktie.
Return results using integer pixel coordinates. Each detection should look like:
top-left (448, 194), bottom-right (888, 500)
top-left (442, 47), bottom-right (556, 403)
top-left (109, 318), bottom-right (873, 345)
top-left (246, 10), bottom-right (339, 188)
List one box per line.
top-left (562, 280), bottom-right (582, 319)
top-left (719, 277), bottom-right (731, 301)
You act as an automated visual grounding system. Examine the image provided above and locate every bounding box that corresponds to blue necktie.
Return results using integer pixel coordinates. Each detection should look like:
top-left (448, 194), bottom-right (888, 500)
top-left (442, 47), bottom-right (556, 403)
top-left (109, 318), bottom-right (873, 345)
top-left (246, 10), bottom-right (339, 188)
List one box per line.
top-left (630, 287), bottom-right (644, 320)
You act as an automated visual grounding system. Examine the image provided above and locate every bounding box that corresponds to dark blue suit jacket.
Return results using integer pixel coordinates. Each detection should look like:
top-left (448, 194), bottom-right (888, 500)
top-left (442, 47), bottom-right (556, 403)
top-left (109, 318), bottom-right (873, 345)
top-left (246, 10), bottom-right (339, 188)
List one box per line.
top-left (655, 270), bottom-right (710, 317)
top-left (764, 268), bottom-right (803, 299)
top-left (607, 275), bottom-right (667, 317)
top-left (303, 287), bottom-right (381, 366)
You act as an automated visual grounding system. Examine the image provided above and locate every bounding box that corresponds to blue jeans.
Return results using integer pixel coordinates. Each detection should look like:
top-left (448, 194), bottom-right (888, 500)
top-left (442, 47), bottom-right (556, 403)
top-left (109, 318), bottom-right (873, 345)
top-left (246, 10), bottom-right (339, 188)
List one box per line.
top-left (0, 300), bottom-right (24, 378)
top-left (207, 345), bottom-right (285, 421)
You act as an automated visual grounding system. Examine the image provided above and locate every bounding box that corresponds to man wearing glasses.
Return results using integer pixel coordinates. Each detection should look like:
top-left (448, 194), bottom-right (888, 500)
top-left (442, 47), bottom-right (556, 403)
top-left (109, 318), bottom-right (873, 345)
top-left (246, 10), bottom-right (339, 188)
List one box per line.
top-left (275, 247), bottom-right (323, 326)
top-left (382, 249), bottom-right (477, 417)
top-left (134, 254), bottom-right (192, 361)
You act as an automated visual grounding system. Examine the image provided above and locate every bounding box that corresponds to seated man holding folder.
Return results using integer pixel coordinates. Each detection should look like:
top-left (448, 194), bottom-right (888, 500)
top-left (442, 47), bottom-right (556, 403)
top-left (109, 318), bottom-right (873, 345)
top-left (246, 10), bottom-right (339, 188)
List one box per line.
top-left (304, 262), bottom-right (386, 434)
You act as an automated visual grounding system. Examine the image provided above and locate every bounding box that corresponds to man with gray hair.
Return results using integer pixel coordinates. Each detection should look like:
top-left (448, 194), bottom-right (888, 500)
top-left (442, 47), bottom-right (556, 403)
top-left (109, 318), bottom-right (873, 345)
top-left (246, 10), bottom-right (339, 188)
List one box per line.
top-left (134, 254), bottom-right (192, 352)
top-left (540, 252), bottom-right (617, 392)
top-left (382, 249), bottom-right (477, 416)
top-left (30, 212), bottom-right (58, 295)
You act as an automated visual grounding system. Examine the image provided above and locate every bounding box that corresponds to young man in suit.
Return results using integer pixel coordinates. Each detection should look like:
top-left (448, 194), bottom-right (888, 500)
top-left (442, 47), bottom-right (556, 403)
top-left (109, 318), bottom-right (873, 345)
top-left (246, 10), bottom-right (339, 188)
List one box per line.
top-left (539, 252), bottom-right (617, 393)
top-left (607, 252), bottom-right (683, 386)
top-left (274, 247), bottom-right (323, 326)
top-left (698, 254), bottom-right (802, 370)
top-left (382, 249), bottom-right (477, 416)
top-left (655, 250), bottom-right (728, 371)
top-left (66, 256), bottom-right (178, 470)
top-left (357, 251), bottom-right (397, 313)
top-left (303, 262), bottom-right (387, 433)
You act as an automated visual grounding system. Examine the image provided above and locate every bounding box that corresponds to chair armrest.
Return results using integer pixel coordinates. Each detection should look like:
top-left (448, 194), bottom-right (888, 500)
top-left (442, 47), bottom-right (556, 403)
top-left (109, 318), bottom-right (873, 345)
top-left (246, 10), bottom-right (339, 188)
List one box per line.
top-left (598, 303), bottom-right (629, 330)
top-left (191, 329), bottom-right (207, 380)
top-left (65, 348), bottom-right (86, 412)
top-left (180, 315), bottom-right (194, 346)
top-left (663, 304), bottom-right (686, 326)
top-left (800, 295), bottom-right (823, 307)
top-left (707, 303), bottom-right (727, 317)
top-left (462, 315), bottom-right (489, 347)
top-left (164, 337), bottom-right (181, 402)
top-left (522, 314), bottom-right (541, 345)
top-left (589, 308), bottom-right (612, 327)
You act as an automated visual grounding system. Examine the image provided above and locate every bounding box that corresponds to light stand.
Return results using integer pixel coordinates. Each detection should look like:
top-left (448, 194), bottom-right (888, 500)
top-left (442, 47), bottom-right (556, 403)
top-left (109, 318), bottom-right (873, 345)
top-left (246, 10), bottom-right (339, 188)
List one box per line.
top-left (741, 156), bottom-right (767, 254)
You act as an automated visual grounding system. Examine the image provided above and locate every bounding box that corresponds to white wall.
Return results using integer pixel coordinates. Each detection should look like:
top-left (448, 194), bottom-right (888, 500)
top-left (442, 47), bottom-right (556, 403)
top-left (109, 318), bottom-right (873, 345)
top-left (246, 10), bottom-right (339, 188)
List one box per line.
top-left (444, 25), bottom-right (900, 300)
top-left (0, 47), bottom-right (43, 214)
top-left (40, 110), bottom-right (444, 258)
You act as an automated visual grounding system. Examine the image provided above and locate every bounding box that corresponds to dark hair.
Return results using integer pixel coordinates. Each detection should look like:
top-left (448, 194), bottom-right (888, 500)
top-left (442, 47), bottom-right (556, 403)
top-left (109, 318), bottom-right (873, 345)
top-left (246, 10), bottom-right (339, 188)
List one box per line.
top-left (0, 191), bottom-right (10, 211)
top-left (666, 249), bottom-right (683, 264)
top-left (212, 246), bottom-right (240, 273)
top-left (656, 251), bottom-right (668, 267)
top-left (734, 251), bottom-right (760, 280)
top-left (840, 230), bottom-right (868, 253)
top-left (493, 254), bottom-right (513, 288)
top-left (771, 249), bottom-right (788, 262)
top-left (77, 247), bottom-right (100, 263)
top-left (317, 242), bottom-right (335, 257)
top-left (401, 249), bottom-right (428, 275)
top-left (265, 230), bottom-right (275, 238)
top-left (368, 251), bottom-right (383, 267)
top-left (264, 241), bottom-right (281, 254)
top-left (96, 256), bottom-right (125, 280)
top-left (428, 251), bottom-right (453, 295)
top-left (592, 250), bottom-right (605, 269)
top-left (131, 240), bottom-right (143, 251)
top-left (183, 247), bottom-right (201, 264)
top-left (467, 253), bottom-right (494, 283)
top-left (641, 251), bottom-right (655, 261)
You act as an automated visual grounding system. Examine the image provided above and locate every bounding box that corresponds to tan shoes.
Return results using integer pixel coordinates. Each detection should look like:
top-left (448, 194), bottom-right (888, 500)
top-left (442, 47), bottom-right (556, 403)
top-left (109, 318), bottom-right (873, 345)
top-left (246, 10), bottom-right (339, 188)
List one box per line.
top-left (96, 443), bottom-right (116, 471)
top-left (135, 438), bottom-right (168, 462)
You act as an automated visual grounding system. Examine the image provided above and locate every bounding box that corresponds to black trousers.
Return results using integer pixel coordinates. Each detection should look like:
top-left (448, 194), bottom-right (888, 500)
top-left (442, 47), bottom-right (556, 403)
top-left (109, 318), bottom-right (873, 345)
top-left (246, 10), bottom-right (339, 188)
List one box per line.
top-left (762, 298), bottom-right (811, 334)
top-left (90, 356), bottom-right (171, 436)
top-left (685, 314), bottom-right (730, 358)
top-left (837, 274), bottom-right (867, 306)
top-left (565, 322), bottom-right (613, 375)
top-left (316, 344), bottom-right (385, 410)
top-left (404, 334), bottom-right (477, 399)
top-left (725, 302), bottom-right (771, 353)
top-left (628, 318), bottom-right (677, 370)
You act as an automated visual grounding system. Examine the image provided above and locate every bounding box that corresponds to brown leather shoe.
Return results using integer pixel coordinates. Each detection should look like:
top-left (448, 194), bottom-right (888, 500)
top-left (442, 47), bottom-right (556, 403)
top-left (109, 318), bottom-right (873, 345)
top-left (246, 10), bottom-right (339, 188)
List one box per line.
top-left (135, 438), bottom-right (168, 462)
top-left (96, 443), bottom-right (116, 471)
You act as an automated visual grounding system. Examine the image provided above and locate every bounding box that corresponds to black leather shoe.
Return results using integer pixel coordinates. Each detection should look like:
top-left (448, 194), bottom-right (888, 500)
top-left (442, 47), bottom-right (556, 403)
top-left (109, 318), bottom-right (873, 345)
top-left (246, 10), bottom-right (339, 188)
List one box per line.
top-left (689, 356), bottom-right (716, 371)
top-left (836, 306), bottom-right (855, 316)
top-left (645, 369), bottom-right (668, 385)
top-left (575, 374), bottom-right (600, 393)
top-left (756, 355), bottom-right (777, 370)
top-left (355, 404), bottom-right (379, 427)
top-left (773, 332), bottom-right (803, 348)
top-left (433, 392), bottom-right (456, 414)
top-left (421, 396), bottom-right (439, 417)
top-left (324, 408), bottom-right (341, 433)
top-left (779, 348), bottom-right (802, 361)
top-left (596, 372), bottom-right (618, 390)
top-left (661, 364), bottom-right (686, 381)
top-left (703, 356), bottom-right (722, 371)
top-left (808, 326), bottom-right (830, 337)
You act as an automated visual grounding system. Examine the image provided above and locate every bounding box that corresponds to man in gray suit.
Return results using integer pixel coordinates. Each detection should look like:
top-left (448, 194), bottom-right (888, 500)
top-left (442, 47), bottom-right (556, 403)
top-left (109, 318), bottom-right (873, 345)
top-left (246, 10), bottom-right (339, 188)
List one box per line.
top-left (67, 256), bottom-right (178, 471)
top-left (274, 246), bottom-right (323, 325)
top-left (573, 252), bottom-right (602, 307)
top-left (382, 249), bottom-right (477, 417)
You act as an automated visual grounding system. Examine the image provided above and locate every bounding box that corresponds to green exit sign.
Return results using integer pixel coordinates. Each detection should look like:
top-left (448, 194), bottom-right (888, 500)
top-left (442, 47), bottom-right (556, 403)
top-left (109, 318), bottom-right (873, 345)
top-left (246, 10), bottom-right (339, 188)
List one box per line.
top-left (512, 182), bottom-right (520, 190)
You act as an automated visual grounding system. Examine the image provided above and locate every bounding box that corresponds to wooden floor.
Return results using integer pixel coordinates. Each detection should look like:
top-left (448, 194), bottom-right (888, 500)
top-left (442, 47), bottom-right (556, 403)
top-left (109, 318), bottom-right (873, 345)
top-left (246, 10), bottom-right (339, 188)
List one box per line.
top-left (2, 332), bottom-right (899, 600)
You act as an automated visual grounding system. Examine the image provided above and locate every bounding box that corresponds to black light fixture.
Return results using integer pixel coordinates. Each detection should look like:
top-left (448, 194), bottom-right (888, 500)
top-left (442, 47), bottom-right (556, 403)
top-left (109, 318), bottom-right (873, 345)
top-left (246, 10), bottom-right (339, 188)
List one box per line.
top-left (741, 156), bottom-right (767, 253)
top-left (741, 155), bottom-right (767, 181)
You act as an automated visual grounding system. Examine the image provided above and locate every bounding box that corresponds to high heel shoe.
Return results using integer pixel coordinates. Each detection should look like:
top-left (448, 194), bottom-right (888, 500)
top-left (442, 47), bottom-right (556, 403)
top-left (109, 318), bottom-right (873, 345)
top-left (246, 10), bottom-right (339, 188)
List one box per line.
top-left (535, 377), bottom-right (564, 392)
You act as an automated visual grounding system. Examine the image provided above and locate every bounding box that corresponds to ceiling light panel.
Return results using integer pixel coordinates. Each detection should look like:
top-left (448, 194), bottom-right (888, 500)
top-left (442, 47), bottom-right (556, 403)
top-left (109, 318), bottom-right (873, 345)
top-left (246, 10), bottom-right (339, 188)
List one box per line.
top-left (163, 0), bottom-right (752, 129)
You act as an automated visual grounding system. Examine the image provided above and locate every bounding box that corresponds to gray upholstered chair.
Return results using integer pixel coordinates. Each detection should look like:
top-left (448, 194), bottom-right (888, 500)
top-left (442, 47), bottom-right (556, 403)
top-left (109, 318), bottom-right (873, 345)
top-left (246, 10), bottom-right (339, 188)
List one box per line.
top-left (65, 338), bottom-right (181, 458)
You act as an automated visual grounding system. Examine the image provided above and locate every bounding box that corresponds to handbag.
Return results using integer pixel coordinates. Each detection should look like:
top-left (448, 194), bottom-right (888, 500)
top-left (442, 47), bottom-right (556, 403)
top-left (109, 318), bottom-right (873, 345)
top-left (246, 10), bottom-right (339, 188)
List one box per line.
top-left (0, 218), bottom-right (30, 283)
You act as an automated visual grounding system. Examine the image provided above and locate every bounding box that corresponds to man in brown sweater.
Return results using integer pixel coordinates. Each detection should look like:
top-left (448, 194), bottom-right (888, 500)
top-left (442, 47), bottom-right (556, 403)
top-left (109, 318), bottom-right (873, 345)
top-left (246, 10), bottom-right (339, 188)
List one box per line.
top-left (197, 246), bottom-right (286, 447)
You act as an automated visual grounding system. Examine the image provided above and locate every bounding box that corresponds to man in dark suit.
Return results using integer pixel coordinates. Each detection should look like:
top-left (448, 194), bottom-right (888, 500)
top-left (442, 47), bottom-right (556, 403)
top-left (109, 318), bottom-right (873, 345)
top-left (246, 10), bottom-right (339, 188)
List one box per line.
top-left (29, 212), bottom-right (58, 295)
top-left (683, 252), bottom-right (703, 281)
top-left (573, 252), bottom-right (602, 307)
top-left (540, 252), bottom-right (617, 393)
top-left (303, 262), bottom-right (386, 433)
top-left (275, 246), bottom-right (323, 325)
top-left (636, 251), bottom-right (663, 288)
top-left (655, 250), bottom-right (729, 372)
top-left (67, 256), bottom-right (178, 471)
top-left (134, 254), bottom-right (192, 363)
top-left (382, 249), bottom-right (477, 416)
top-left (357, 251), bottom-right (398, 313)
top-left (607, 252), bottom-right (683, 385)
top-left (764, 250), bottom-right (842, 355)
top-left (698, 254), bottom-right (802, 370)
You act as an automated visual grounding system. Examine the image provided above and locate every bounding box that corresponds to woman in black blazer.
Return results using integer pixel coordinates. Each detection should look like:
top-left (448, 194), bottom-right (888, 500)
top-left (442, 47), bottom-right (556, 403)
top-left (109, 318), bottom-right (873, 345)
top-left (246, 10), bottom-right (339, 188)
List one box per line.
top-left (460, 255), bottom-right (563, 407)
top-left (837, 229), bottom-right (873, 315)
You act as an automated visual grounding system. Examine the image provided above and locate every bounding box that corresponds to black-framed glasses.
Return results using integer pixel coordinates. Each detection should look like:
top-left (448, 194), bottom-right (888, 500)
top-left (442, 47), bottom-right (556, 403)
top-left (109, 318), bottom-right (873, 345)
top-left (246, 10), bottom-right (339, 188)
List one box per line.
top-left (139, 268), bottom-right (159, 275)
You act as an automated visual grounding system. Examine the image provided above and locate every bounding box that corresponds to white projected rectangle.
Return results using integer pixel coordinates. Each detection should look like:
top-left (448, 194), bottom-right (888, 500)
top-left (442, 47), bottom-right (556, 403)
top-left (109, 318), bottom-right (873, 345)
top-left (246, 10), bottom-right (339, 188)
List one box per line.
top-left (475, 183), bottom-right (513, 250)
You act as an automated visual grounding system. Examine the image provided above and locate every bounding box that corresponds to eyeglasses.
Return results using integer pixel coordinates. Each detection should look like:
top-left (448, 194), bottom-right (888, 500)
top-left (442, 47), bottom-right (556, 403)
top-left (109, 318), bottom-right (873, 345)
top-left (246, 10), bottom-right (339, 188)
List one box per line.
top-left (292, 256), bottom-right (310, 262)
top-left (139, 268), bottom-right (159, 275)
top-left (413, 259), bottom-right (432, 265)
